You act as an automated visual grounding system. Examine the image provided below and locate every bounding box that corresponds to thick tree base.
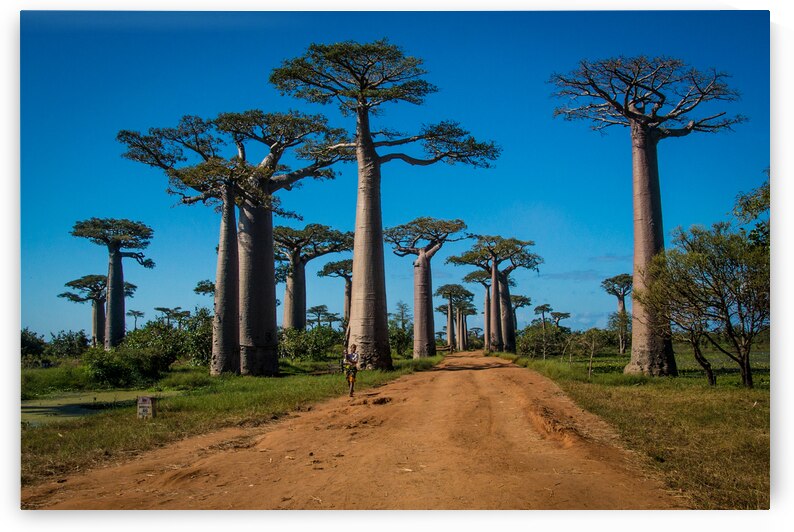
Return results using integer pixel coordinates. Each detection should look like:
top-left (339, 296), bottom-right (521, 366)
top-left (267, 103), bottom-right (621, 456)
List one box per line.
top-left (623, 342), bottom-right (678, 377)
top-left (240, 345), bottom-right (280, 376)
top-left (359, 342), bottom-right (394, 370)
top-left (413, 343), bottom-right (436, 359)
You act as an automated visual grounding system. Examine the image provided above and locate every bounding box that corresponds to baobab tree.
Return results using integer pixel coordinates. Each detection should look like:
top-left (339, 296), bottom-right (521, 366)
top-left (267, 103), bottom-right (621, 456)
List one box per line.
top-left (275, 224), bottom-right (353, 330)
top-left (601, 274), bottom-right (633, 315)
top-left (551, 56), bottom-right (744, 376)
top-left (454, 300), bottom-right (476, 351)
top-left (551, 311), bottom-right (571, 328)
top-left (602, 274), bottom-right (633, 355)
top-left (271, 38), bottom-right (499, 369)
top-left (435, 284), bottom-right (473, 351)
top-left (384, 217), bottom-right (467, 358)
top-left (194, 280), bottom-right (215, 297)
top-left (127, 310), bottom-right (145, 331)
top-left (317, 259), bottom-right (353, 323)
top-left (154, 307), bottom-right (183, 327)
top-left (71, 218), bottom-right (154, 349)
top-left (118, 116), bottom-right (247, 374)
top-left (59, 275), bottom-right (136, 347)
top-left (213, 110), bottom-right (349, 375)
top-left (510, 295), bottom-right (532, 330)
top-left (119, 112), bottom-right (347, 376)
top-left (463, 270), bottom-right (491, 352)
top-left (307, 304), bottom-right (330, 329)
top-left (448, 236), bottom-right (541, 352)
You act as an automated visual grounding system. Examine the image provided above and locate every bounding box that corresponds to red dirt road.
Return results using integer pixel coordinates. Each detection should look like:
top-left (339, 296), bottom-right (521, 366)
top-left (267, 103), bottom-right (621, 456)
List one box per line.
top-left (22, 352), bottom-right (683, 510)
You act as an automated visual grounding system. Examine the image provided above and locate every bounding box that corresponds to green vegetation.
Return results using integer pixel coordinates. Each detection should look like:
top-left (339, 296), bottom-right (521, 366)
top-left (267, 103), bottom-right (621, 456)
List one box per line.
top-left (491, 347), bottom-right (769, 509)
top-left (21, 355), bottom-right (442, 487)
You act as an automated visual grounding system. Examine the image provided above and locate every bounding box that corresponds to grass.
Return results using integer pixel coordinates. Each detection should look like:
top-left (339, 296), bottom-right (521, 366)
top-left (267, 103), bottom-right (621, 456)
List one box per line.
top-left (491, 347), bottom-right (770, 509)
top-left (21, 355), bottom-right (443, 487)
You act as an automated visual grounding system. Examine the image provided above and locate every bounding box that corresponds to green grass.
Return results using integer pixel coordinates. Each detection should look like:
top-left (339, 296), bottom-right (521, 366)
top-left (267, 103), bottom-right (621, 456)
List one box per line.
top-left (493, 348), bottom-right (770, 509)
top-left (21, 362), bottom-right (94, 400)
top-left (21, 355), bottom-right (443, 487)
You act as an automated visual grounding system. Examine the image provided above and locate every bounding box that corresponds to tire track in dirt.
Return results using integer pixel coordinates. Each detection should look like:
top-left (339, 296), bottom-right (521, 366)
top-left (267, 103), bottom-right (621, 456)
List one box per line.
top-left (22, 352), bottom-right (685, 509)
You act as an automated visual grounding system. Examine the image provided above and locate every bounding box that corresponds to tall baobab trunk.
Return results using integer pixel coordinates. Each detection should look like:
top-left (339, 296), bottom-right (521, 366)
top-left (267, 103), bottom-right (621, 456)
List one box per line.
top-left (92, 298), bottom-right (106, 348)
top-left (499, 275), bottom-right (515, 352)
top-left (343, 278), bottom-right (352, 324)
top-left (617, 295), bottom-right (626, 315)
top-left (489, 261), bottom-right (503, 351)
top-left (413, 252), bottom-right (436, 358)
top-left (483, 287), bottom-right (491, 352)
top-left (283, 257), bottom-right (307, 330)
top-left (455, 311), bottom-right (461, 351)
top-left (238, 202), bottom-right (279, 376)
top-left (349, 108), bottom-right (392, 369)
top-left (462, 313), bottom-right (469, 351)
top-left (624, 124), bottom-right (677, 376)
top-left (211, 184), bottom-right (240, 375)
top-left (104, 246), bottom-right (125, 349)
top-left (446, 298), bottom-right (456, 350)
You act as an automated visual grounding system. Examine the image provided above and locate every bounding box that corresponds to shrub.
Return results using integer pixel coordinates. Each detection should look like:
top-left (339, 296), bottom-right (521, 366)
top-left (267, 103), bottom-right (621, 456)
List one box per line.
top-left (82, 346), bottom-right (177, 387)
top-left (278, 326), bottom-right (343, 360)
top-left (45, 330), bottom-right (90, 359)
top-left (21, 328), bottom-right (49, 368)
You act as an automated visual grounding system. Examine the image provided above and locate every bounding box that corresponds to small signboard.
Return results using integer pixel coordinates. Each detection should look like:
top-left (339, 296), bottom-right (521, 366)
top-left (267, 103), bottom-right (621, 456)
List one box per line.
top-left (137, 396), bottom-right (156, 419)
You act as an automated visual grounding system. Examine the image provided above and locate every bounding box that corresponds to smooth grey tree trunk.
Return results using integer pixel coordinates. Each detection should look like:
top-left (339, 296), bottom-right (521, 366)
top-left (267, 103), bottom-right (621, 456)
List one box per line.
top-left (349, 107), bottom-right (392, 369)
top-left (238, 201), bottom-right (279, 376)
top-left (92, 298), bottom-right (105, 348)
top-left (343, 278), bottom-right (352, 324)
top-left (104, 246), bottom-right (125, 349)
top-left (446, 299), bottom-right (456, 350)
top-left (490, 261), bottom-right (503, 351)
top-left (413, 253), bottom-right (436, 358)
top-left (617, 295), bottom-right (626, 315)
top-left (483, 288), bottom-right (491, 352)
top-left (499, 275), bottom-right (516, 352)
top-left (455, 311), bottom-right (461, 351)
top-left (624, 124), bottom-right (677, 376)
top-left (283, 258), bottom-right (307, 330)
top-left (210, 185), bottom-right (240, 375)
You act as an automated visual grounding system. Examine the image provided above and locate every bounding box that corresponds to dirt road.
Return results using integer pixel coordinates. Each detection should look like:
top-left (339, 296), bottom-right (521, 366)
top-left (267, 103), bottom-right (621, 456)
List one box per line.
top-left (22, 352), bottom-right (682, 509)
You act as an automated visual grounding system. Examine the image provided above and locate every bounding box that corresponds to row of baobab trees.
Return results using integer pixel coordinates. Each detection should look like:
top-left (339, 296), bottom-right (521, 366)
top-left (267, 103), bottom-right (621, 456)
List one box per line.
top-left (67, 39), bottom-right (744, 379)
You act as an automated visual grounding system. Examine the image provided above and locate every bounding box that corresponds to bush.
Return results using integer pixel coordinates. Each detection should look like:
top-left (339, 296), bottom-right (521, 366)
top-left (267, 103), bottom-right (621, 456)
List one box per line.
top-left (21, 328), bottom-right (49, 368)
top-left (123, 321), bottom-right (188, 362)
top-left (82, 346), bottom-right (176, 387)
top-left (123, 307), bottom-right (213, 367)
top-left (278, 326), bottom-right (343, 360)
top-left (45, 330), bottom-right (90, 359)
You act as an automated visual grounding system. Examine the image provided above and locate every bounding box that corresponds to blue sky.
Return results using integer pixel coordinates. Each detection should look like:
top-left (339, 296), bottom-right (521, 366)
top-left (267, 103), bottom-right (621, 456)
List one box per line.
top-left (20, 10), bottom-right (770, 336)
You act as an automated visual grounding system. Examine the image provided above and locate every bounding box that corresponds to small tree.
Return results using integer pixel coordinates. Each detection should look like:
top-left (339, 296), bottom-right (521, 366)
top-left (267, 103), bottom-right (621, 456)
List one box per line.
top-left (635, 223), bottom-right (769, 387)
top-left (550, 311), bottom-right (571, 328)
top-left (70, 218), bottom-right (154, 349)
top-left (534, 304), bottom-right (553, 359)
top-left (307, 304), bottom-right (330, 329)
top-left (127, 310), bottom-right (145, 331)
top-left (579, 328), bottom-right (609, 379)
top-left (388, 301), bottom-right (414, 357)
